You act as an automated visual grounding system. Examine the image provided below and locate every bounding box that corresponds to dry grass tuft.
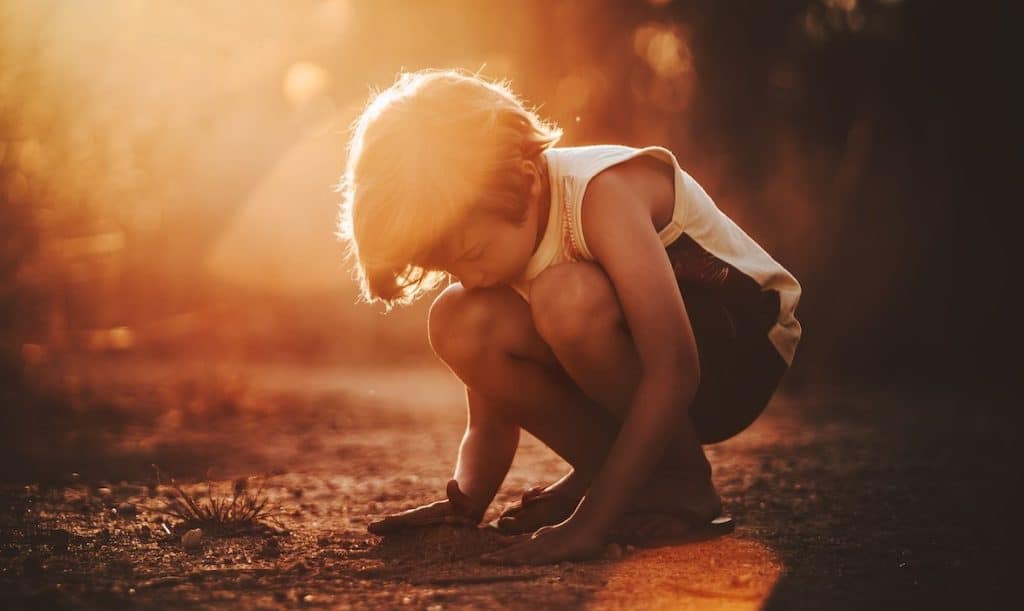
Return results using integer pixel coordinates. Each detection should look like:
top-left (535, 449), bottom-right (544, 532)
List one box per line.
top-left (153, 467), bottom-right (283, 536)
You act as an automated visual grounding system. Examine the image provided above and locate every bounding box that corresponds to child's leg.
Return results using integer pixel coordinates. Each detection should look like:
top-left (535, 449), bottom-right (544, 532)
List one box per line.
top-left (528, 262), bottom-right (713, 481)
top-left (429, 282), bottom-right (621, 486)
top-left (429, 281), bottom-right (717, 534)
top-left (526, 262), bottom-right (725, 537)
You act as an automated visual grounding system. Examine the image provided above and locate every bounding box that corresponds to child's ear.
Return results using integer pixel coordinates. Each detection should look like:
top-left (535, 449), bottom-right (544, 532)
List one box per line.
top-left (520, 159), bottom-right (540, 190)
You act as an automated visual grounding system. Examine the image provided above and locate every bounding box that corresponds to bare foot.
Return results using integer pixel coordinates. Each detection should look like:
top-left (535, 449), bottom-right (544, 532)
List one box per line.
top-left (610, 469), bottom-right (724, 544)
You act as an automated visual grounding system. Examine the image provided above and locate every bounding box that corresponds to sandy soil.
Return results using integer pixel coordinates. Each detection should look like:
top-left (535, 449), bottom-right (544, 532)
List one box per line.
top-left (0, 359), bottom-right (1017, 609)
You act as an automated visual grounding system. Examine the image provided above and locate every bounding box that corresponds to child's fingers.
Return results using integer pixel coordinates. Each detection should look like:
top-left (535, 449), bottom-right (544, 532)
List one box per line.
top-left (521, 486), bottom-right (546, 503)
top-left (367, 502), bottom-right (449, 534)
top-left (445, 479), bottom-right (485, 521)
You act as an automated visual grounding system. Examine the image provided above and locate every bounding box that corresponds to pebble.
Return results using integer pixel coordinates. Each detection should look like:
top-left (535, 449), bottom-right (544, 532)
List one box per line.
top-left (182, 528), bottom-right (203, 550)
top-left (401, 596), bottom-right (413, 604)
top-left (260, 539), bottom-right (282, 559)
top-left (116, 502), bottom-right (137, 517)
top-left (730, 572), bottom-right (753, 587)
top-left (96, 487), bottom-right (113, 498)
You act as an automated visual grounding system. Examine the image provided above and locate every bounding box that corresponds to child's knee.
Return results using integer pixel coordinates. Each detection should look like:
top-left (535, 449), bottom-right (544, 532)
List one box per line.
top-left (529, 263), bottom-right (623, 350)
top-left (428, 284), bottom-right (527, 368)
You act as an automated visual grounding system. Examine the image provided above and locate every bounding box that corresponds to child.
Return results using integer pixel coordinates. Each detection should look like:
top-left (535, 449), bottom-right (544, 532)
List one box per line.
top-left (337, 69), bottom-right (801, 565)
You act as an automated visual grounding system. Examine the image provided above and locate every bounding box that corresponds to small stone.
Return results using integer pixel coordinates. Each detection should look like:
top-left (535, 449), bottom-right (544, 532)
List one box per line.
top-left (260, 539), bottom-right (282, 559)
top-left (604, 543), bottom-right (623, 560)
top-left (137, 526), bottom-right (151, 542)
top-left (625, 544), bottom-right (637, 554)
top-left (401, 596), bottom-right (413, 605)
top-left (116, 502), bottom-right (137, 517)
top-left (730, 572), bottom-right (753, 587)
top-left (301, 594), bottom-right (315, 604)
top-left (96, 487), bottom-right (112, 498)
top-left (182, 528), bottom-right (203, 550)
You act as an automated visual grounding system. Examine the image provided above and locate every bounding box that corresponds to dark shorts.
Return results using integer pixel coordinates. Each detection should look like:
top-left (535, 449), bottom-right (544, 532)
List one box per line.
top-left (666, 235), bottom-right (789, 444)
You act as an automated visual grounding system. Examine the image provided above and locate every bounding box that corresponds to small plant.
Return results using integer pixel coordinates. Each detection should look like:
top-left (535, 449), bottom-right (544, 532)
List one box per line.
top-left (153, 466), bottom-right (283, 536)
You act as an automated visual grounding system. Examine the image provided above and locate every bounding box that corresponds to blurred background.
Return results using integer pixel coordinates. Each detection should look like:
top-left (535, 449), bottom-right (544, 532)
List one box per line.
top-left (0, 0), bottom-right (1014, 418)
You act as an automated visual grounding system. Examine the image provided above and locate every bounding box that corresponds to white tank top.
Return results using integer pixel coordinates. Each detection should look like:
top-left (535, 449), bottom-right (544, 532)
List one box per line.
top-left (511, 144), bottom-right (802, 365)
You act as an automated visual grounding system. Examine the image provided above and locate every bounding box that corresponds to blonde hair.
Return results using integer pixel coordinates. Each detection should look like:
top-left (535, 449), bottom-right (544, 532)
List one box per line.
top-left (337, 69), bottom-right (562, 308)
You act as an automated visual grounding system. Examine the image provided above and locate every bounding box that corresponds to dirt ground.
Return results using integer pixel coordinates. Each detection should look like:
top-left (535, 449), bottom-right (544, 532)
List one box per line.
top-left (0, 358), bottom-right (1017, 609)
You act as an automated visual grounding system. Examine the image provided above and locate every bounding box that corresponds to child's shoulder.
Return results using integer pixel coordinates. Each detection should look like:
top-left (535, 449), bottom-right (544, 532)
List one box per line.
top-left (548, 143), bottom-right (681, 184)
top-left (547, 143), bottom-right (643, 166)
top-left (549, 145), bottom-right (678, 254)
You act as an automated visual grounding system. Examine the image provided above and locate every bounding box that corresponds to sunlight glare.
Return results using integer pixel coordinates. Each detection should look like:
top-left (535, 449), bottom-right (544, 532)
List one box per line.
top-left (284, 61), bottom-right (331, 109)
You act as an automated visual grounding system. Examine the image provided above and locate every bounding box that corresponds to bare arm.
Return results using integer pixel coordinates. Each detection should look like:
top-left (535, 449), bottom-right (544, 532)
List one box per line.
top-left (368, 387), bottom-right (518, 534)
top-left (481, 164), bottom-right (700, 562)
top-left (453, 387), bottom-right (520, 516)
top-left (569, 168), bottom-right (701, 534)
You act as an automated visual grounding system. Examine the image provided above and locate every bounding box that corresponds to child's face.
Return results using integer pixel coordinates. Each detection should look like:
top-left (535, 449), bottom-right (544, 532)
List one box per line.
top-left (447, 215), bottom-right (538, 289)
top-left (444, 161), bottom-right (547, 289)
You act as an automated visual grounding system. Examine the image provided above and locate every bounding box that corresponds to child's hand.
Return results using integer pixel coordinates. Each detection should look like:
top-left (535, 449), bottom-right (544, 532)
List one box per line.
top-left (367, 479), bottom-right (484, 535)
top-left (480, 519), bottom-right (604, 565)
